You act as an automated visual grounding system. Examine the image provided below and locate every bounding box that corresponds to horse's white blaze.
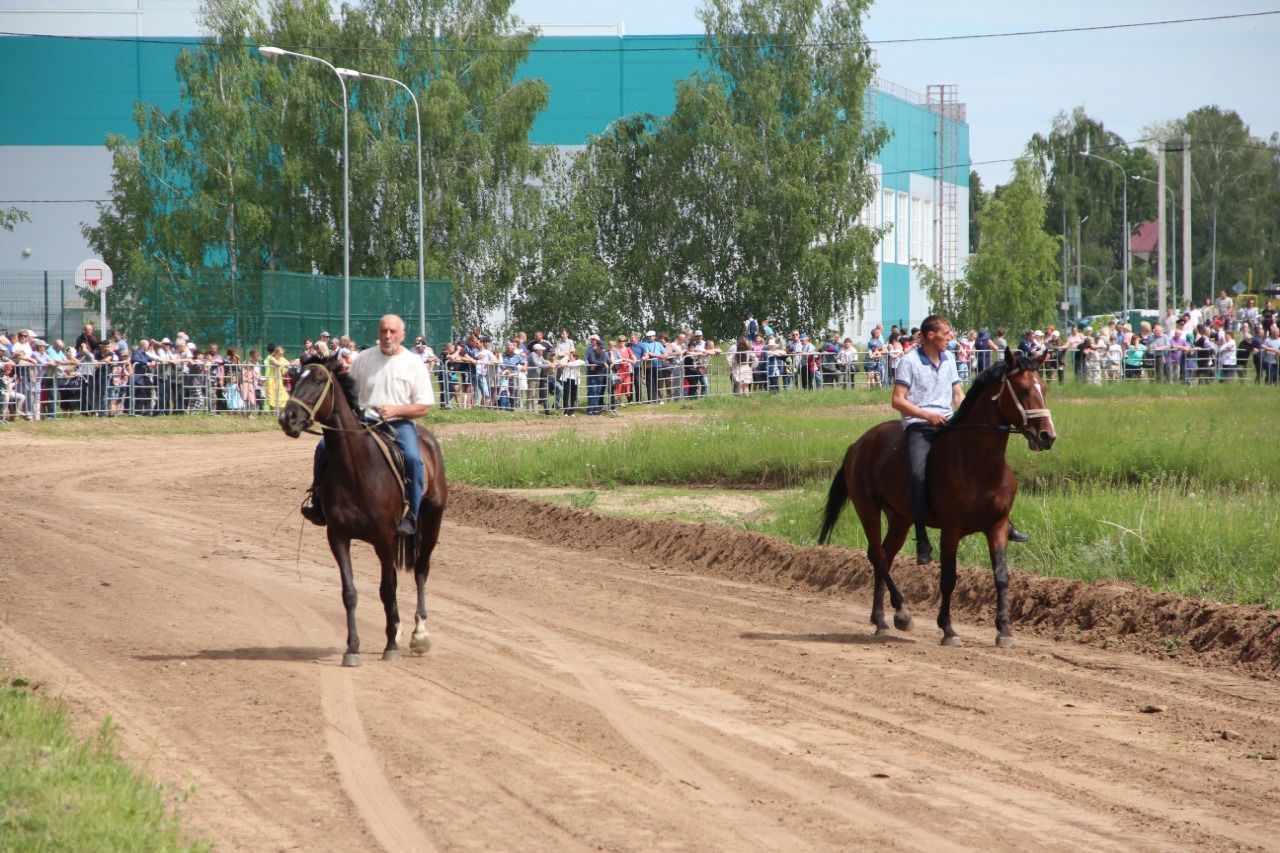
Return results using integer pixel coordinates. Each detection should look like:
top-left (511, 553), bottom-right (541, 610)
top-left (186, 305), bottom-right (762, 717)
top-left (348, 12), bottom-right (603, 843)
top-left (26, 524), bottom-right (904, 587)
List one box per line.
top-left (300, 368), bottom-right (311, 380)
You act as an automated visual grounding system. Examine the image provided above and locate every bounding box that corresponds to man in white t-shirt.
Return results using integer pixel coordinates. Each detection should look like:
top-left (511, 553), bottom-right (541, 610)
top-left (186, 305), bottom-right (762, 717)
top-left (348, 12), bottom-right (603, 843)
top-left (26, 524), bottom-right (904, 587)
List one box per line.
top-left (303, 314), bottom-right (435, 535)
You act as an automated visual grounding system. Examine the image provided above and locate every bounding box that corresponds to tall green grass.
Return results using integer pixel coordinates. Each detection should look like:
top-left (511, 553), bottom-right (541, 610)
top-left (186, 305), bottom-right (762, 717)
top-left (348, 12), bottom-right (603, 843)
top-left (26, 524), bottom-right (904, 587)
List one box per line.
top-left (0, 680), bottom-right (207, 851)
top-left (441, 385), bottom-right (1279, 606)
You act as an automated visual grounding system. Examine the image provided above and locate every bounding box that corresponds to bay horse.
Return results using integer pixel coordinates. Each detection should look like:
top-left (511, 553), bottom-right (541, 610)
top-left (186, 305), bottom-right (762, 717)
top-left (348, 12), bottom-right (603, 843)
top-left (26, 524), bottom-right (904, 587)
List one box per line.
top-left (818, 348), bottom-right (1055, 647)
top-left (278, 353), bottom-right (447, 666)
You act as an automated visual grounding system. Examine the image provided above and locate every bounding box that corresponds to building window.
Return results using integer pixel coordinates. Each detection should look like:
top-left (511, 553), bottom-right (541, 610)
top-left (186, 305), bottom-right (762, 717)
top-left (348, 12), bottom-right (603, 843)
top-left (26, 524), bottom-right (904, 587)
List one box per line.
top-left (920, 198), bottom-right (933, 268)
top-left (897, 192), bottom-right (910, 264)
top-left (881, 188), bottom-right (895, 264)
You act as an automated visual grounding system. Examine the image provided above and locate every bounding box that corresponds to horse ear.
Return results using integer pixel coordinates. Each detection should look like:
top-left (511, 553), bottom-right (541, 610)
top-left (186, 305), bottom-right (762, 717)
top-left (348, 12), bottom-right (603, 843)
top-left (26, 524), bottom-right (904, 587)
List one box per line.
top-left (1004, 347), bottom-right (1017, 369)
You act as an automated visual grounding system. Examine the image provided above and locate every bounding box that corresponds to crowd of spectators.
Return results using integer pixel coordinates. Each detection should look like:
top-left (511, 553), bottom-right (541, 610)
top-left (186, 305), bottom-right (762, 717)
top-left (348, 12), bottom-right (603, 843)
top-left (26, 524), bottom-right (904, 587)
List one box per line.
top-left (4, 295), bottom-right (1277, 421)
top-left (0, 322), bottom-right (297, 420)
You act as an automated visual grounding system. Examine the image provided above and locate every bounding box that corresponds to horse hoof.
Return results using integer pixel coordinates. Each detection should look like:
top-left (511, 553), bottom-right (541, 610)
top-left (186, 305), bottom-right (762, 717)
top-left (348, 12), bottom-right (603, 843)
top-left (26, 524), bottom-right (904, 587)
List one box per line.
top-left (894, 611), bottom-right (913, 631)
top-left (382, 649), bottom-right (402, 662)
top-left (995, 635), bottom-right (1015, 649)
top-left (410, 632), bottom-right (431, 655)
top-left (341, 653), bottom-right (361, 667)
top-left (874, 623), bottom-right (891, 635)
top-left (940, 635), bottom-right (963, 647)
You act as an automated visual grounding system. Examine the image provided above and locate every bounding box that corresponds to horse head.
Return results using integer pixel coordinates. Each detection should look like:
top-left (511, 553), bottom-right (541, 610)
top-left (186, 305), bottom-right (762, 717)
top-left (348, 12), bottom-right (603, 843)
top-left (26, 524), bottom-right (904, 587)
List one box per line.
top-left (995, 348), bottom-right (1057, 452)
top-left (278, 354), bottom-right (341, 438)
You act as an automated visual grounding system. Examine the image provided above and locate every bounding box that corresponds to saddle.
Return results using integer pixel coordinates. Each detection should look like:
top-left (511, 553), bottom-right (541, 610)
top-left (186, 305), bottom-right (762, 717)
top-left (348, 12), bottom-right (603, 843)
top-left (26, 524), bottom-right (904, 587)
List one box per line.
top-left (365, 417), bottom-right (413, 524)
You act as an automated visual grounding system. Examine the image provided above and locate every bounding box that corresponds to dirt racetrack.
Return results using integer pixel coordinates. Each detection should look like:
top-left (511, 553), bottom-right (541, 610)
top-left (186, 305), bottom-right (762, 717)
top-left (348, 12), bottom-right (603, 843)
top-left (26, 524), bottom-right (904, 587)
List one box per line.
top-left (2, 430), bottom-right (1278, 851)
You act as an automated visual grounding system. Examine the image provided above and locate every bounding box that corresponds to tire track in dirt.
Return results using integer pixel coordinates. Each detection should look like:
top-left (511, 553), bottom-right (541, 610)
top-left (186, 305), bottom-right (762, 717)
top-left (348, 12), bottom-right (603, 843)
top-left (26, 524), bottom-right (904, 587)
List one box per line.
top-left (3, 447), bottom-right (434, 853)
top-left (4, 432), bottom-right (1278, 851)
top-left (430, 551), bottom-right (1266, 851)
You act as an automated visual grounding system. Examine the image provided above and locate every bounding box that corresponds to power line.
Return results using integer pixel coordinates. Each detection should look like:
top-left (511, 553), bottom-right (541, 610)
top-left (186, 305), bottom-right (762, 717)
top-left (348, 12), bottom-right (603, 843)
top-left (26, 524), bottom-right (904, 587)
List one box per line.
top-left (0, 10), bottom-right (1275, 55)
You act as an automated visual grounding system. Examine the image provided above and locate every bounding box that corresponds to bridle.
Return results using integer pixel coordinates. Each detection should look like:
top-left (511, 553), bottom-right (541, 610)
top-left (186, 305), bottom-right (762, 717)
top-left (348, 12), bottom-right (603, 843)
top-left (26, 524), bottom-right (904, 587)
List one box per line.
top-left (990, 372), bottom-right (1052, 438)
top-left (283, 362), bottom-right (336, 435)
top-left (283, 361), bottom-right (386, 435)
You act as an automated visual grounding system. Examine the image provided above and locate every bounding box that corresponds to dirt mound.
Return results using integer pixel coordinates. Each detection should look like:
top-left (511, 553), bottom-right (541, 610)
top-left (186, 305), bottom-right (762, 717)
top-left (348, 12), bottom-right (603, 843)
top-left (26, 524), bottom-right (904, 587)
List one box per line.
top-left (451, 485), bottom-right (1280, 677)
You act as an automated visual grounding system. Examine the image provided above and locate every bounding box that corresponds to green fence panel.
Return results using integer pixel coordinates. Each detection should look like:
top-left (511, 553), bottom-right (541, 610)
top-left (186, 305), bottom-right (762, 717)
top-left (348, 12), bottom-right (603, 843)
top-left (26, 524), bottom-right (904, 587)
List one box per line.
top-left (1, 269), bottom-right (452, 356)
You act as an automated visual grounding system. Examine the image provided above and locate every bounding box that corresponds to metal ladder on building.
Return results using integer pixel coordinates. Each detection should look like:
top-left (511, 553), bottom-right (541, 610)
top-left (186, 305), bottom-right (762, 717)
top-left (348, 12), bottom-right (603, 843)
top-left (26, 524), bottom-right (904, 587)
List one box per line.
top-left (926, 84), bottom-right (961, 281)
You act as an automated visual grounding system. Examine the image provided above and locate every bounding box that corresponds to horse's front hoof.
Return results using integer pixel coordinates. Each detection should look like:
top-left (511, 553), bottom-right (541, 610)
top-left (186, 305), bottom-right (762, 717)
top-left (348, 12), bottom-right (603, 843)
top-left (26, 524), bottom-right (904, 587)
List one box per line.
top-left (341, 653), bottom-right (361, 667)
top-left (410, 632), bottom-right (431, 654)
top-left (995, 635), bottom-right (1015, 649)
top-left (874, 623), bottom-right (892, 635)
top-left (894, 610), bottom-right (913, 632)
top-left (940, 635), bottom-right (963, 647)
top-left (382, 649), bottom-right (402, 662)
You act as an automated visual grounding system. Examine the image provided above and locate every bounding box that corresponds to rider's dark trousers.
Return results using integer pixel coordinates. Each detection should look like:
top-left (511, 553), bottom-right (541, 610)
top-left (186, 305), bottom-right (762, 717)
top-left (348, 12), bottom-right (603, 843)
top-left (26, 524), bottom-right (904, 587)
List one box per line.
top-left (905, 422), bottom-right (941, 549)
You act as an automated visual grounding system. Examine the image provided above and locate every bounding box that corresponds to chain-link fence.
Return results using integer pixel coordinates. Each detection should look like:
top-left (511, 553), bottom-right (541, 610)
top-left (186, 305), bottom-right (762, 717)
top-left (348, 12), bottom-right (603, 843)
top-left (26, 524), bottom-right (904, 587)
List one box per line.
top-left (0, 269), bottom-right (452, 354)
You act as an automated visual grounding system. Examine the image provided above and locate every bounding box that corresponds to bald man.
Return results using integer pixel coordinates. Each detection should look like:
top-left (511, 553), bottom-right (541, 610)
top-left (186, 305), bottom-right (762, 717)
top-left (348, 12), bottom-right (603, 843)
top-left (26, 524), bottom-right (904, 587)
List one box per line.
top-left (303, 315), bottom-right (434, 535)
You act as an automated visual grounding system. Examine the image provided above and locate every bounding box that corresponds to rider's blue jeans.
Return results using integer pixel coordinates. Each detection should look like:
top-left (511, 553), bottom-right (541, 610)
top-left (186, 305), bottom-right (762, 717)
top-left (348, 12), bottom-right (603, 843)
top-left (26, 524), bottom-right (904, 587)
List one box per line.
top-left (313, 418), bottom-right (425, 522)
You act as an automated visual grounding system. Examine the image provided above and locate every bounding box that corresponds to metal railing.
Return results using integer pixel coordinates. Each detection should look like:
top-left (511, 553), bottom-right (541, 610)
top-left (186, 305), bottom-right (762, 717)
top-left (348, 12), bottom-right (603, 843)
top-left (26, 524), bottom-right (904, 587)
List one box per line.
top-left (5, 344), bottom-right (1277, 422)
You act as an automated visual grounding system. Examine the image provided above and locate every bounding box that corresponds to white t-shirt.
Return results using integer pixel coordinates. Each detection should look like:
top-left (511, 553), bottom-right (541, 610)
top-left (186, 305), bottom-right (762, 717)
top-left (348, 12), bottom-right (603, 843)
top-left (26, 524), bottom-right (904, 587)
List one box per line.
top-left (349, 346), bottom-right (434, 410)
top-left (1218, 341), bottom-right (1237, 367)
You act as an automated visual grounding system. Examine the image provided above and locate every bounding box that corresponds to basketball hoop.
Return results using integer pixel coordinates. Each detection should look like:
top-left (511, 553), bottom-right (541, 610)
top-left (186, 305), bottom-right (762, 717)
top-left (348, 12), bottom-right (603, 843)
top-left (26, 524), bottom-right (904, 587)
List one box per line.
top-left (75, 258), bottom-right (114, 338)
top-left (75, 259), bottom-right (113, 293)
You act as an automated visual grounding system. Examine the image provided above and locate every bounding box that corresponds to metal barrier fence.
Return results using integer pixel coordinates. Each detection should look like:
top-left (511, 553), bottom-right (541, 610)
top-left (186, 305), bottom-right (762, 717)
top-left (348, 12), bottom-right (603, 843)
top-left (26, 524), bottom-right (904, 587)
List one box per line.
top-left (0, 362), bottom-right (285, 420)
top-left (4, 346), bottom-right (1276, 421)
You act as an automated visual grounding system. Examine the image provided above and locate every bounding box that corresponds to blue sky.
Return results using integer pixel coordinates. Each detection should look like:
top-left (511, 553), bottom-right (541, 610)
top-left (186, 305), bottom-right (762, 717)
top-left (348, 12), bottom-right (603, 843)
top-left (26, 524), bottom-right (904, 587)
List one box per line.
top-left (510, 1), bottom-right (1280, 187)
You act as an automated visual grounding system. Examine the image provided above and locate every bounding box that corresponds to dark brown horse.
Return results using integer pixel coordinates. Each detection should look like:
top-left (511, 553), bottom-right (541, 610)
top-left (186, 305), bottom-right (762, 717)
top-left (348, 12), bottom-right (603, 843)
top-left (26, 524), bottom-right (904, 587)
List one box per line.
top-left (818, 349), bottom-right (1055, 647)
top-left (278, 353), bottom-right (447, 666)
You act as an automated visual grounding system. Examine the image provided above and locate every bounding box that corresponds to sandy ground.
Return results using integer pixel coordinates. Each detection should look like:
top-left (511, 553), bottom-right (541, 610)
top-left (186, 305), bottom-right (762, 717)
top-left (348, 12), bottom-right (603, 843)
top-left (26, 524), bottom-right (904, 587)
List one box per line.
top-left (1, 429), bottom-right (1278, 852)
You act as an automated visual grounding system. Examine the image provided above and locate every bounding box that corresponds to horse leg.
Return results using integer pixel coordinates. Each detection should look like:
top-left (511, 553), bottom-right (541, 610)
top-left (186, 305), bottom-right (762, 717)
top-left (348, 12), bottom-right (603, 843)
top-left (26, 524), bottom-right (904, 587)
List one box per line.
top-left (374, 540), bottom-right (402, 662)
top-left (987, 524), bottom-right (1014, 648)
top-left (328, 529), bottom-right (361, 667)
top-left (937, 527), bottom-right (963, 647)
top-left (410, 499), bottom-right (443, 655)
top-left (881, 511), bottom-right (913, 631)
top-left (853, 503), bottom-right (891, 634)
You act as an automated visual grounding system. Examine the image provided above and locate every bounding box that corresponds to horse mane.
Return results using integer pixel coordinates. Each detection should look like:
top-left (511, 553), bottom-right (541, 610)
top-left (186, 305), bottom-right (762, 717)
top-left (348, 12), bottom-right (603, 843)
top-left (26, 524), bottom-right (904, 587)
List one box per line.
top-left (300, 352), bottom-right (359, 413)
top-left (948, 350), bottom-right (1038, 427)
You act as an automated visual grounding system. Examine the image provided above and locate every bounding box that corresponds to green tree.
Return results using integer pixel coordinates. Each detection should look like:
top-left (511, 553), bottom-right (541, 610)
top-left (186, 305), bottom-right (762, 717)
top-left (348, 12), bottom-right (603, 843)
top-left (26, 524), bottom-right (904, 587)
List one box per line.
top-left (1166, 107), bottom-right (1280, 301)
top-left (1027, 108), bottom-right (1155, 314)
top-left (536, 0), bottom-right (887, 337)
top-left (1, 207), bottom-right (28, 232)
top-left (85, 0), bottom-right (548, 342)
top-left (944, 159), bottom-right (1060, 332)
top-left (968, 169), bottom-right (985, 254)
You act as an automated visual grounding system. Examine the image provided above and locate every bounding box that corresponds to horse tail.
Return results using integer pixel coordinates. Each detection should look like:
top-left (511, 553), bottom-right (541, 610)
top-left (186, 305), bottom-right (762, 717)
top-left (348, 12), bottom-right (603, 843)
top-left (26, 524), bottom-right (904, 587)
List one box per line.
top-left (817, 461), bottom-right (849, 545)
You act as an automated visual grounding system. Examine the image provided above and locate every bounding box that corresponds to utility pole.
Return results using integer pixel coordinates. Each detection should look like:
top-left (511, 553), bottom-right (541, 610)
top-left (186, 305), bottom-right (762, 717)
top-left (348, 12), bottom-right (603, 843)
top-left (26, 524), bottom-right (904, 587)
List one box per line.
top-left (1182, 133), bottom-right (1192, 309)
top-left (1157, 145), bottom-right (1167, 317)
top-left (1076, 216), bottom-right (1085, 317)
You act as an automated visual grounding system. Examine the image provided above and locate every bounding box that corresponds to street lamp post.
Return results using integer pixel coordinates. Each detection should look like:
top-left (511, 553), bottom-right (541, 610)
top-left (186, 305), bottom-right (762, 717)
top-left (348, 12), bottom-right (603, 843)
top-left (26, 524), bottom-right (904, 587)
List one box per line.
top-left (1081, 148), bottom-right (1129, 320)
top-left (260, 45), bottom-right (352, 338)
top-left (341, 69), bottom-right (426, 342)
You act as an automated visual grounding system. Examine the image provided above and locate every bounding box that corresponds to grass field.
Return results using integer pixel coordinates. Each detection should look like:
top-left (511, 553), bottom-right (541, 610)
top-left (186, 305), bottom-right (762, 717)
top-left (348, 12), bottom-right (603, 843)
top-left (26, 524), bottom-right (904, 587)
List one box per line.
top-left (0, 678), bottom-right (207, 851)
top-left (6, 382), bottom-right (1275, 604)
top-left (443, 383), bottom-right (1280, 607)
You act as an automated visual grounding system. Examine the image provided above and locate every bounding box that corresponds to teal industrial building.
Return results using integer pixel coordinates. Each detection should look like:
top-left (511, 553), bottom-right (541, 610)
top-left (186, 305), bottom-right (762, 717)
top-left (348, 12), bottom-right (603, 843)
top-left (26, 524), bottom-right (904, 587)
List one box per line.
top-left (1, 13), bottom-right (968, 337)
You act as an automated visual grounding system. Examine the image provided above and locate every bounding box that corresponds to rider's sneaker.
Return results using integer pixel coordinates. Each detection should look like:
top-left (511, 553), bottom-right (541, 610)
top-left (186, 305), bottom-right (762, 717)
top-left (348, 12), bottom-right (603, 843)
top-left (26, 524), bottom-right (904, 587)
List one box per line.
top-left (300, 502), bottom-right (326, 526)
top-left (1008, 523), bottom-right (1030, 543)
top-left (396, 516), bottom-right (416, 537)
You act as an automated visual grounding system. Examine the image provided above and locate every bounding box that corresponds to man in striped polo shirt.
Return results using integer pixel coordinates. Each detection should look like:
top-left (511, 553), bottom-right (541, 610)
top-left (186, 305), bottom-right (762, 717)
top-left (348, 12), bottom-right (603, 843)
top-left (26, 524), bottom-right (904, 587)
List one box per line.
top-left (892, 315), bottom-right (1028, 564)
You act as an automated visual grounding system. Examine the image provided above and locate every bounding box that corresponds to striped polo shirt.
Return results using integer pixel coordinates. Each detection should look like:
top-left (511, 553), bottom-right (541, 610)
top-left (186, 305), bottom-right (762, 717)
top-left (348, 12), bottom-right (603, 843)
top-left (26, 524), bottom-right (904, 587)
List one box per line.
top-left (895, 347), bottom-right (961, 426)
